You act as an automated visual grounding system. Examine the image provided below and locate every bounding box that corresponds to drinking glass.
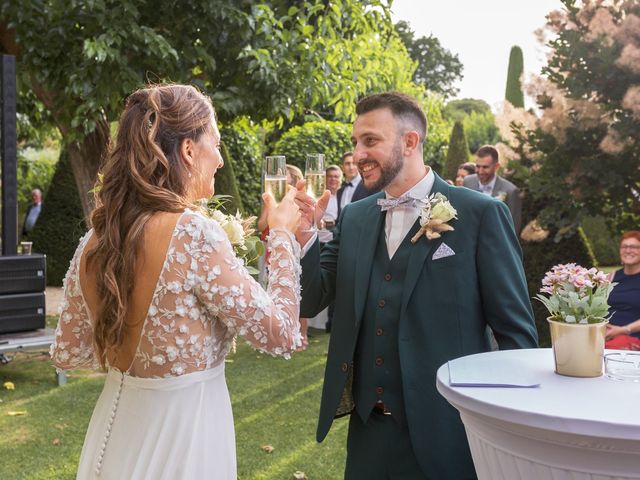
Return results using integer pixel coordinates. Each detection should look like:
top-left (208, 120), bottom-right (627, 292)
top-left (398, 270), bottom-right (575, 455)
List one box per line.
top-left (303, 153), bottom-right (326, 233)
top-left (263, 155), bottom-right (287, 203)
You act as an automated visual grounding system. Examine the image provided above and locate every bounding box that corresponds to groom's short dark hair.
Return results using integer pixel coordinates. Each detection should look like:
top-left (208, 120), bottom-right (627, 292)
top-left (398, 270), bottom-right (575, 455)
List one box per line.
top-left (355, 92), bottom-right (427, 144)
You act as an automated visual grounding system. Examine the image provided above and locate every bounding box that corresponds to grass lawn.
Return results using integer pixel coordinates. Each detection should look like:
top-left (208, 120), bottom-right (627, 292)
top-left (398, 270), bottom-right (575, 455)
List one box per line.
top-left (0, 325), bottom-right (346, 479)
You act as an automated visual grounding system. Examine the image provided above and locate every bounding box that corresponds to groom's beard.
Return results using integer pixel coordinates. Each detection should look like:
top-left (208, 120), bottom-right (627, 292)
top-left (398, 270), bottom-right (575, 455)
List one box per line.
top-left (363, 140), bottom-right (403, 192)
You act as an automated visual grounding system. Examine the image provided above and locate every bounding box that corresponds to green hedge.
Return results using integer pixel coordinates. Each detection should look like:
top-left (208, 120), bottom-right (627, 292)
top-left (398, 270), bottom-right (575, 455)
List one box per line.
top-left (273, 121), bottom-right (352, 170)
top-left (220, 118), bottom-right (264, 217)
top-left (580, 215), bottom-right (620, 266)
top-left (215, 141), bottom-right (243, 214)
top-left (29, 149), bottom-right (86, 286)
top-left (505, 46), bottom-right (525, 108)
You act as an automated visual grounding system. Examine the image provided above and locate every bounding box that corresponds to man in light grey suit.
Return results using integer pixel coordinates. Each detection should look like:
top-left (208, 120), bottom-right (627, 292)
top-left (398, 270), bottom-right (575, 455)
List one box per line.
top-left (463, 145), bottom-right (522, 234)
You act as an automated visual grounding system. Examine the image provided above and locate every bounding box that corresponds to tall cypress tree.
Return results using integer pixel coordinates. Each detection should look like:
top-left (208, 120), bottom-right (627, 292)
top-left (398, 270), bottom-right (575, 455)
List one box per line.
top-left (443, 121), bottom-right (470, 182)
top-left (505, 46), bottom-right (525, 108)
top-left (30, 149), bottom-right (86, 286)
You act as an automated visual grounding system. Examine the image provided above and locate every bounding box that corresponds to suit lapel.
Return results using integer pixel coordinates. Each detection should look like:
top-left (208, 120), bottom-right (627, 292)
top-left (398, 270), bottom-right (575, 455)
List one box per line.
top-left (400, 174), bottom-right (451, 318)
top-left (353, 193), bottom-right (385, 327)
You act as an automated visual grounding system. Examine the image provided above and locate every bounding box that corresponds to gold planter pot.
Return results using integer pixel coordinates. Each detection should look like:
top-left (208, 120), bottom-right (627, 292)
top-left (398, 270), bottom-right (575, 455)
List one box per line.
top-left (547, 318), bottom-right (608, 377)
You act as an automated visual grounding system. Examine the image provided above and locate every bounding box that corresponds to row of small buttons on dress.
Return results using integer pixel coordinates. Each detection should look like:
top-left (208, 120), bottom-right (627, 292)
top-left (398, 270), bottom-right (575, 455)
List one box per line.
top-left (95, 372), bottom-right (125, 476)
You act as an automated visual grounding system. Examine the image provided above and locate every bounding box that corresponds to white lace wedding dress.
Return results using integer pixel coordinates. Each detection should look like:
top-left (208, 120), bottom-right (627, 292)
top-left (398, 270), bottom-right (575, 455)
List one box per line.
top-left (50, 210), bottom-right (302, 479)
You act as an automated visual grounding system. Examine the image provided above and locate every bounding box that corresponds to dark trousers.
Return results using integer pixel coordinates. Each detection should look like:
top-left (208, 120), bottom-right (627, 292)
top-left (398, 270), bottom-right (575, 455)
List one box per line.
top-left (345, 412), bottom-right (428, 480)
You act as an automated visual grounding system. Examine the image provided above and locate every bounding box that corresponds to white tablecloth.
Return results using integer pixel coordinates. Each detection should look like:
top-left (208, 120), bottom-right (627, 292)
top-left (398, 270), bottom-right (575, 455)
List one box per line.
top-left (436, 349), bottom-right (640, 480)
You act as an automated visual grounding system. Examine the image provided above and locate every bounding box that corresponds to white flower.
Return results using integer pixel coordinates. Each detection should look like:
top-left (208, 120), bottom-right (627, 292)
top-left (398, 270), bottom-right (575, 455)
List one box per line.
top-left (412, 193), bottom-right (457, 243)
top-left (166, 346), bottom-right (178, 362)
top-left (494, 191), bottom-right (507, 202)
top-left (221, 217), bottom-right (245, 246)
top-left (151, 355), bottom-right (165, 365)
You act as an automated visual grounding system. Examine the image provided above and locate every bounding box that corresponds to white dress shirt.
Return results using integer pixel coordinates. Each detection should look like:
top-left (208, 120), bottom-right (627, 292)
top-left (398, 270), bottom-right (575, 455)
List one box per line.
top-left (325, 194), bottom-right (338, 221)
top-left (384, 168), bottom-right (434, 258)
top-left (479, 176), bottom-right (497, 196)
top-left (340, 175), bottom-right (362, 209)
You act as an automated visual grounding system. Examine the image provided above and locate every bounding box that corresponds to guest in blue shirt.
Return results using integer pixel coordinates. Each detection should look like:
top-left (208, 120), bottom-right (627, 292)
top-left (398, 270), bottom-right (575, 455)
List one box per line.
top-left (22, 188), bottom-right (43, 237)
top-left (606, 230), bottom-right (640, 350)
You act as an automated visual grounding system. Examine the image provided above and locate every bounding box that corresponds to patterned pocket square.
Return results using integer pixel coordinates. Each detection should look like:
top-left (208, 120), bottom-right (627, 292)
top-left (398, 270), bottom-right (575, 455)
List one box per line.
top-left (432, 242), bottom-right (455, 260)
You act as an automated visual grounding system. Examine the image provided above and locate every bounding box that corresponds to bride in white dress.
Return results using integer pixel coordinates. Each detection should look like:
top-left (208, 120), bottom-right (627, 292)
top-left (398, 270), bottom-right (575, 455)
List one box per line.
top-left (50, 84), bottom-right (303, 479)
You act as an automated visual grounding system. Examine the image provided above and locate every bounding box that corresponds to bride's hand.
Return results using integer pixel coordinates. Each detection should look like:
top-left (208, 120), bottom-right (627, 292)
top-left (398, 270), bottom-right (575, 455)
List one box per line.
top-left (264, 187), bottom-right (301, 232)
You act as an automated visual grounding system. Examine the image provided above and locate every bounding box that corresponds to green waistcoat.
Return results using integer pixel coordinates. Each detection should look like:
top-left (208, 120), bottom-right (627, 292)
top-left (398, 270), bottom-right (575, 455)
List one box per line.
top-left (354, 220), bottom-right (418, 426)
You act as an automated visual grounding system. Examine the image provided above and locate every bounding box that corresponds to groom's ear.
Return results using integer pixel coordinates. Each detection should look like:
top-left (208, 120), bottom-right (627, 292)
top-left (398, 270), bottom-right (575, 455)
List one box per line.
top-left (402, 130), bottom-right (420, 156)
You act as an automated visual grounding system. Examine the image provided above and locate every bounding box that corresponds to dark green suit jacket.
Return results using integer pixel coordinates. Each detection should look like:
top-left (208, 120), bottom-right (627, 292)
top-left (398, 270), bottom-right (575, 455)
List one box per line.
top-left (301, 173), bottom-right (538, 478)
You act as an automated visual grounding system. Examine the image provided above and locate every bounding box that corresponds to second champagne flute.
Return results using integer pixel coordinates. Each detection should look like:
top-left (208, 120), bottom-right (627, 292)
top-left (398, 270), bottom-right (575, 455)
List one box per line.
top-left (263, 155), bottom-right (287, 203)
top-left (304, 153), bottom-right (326, 232)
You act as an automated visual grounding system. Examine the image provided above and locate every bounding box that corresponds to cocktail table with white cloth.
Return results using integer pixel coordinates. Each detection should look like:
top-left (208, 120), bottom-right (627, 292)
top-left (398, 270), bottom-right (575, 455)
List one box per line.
top-left (436, 348), bottom-right (640, 480)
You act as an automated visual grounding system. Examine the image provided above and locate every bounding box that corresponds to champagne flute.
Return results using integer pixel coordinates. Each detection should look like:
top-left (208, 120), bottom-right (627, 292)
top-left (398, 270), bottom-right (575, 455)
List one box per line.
top-left (304, 153), bottom-right (326, 233)
top-left (263, 155), bottom-right (287, 203)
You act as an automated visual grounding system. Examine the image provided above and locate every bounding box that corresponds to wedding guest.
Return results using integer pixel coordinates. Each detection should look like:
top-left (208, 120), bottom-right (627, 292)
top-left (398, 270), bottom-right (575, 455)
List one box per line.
top-left (22, 188), bottom-right (43, 237)
top-left (337, 152), bottom-right (375, 216)
top-left (51, 84), bottom-right (302, 479)
top-left (455, 162), bottom-right (476, 186)
top-left (321, 164), bottom-right (342, 233)
top-left (463, 145), bottom-right (522, 233)
top-left (295, 92), bottom-right (537, 479)
top-left (605, 231), bottom-right (640, 350)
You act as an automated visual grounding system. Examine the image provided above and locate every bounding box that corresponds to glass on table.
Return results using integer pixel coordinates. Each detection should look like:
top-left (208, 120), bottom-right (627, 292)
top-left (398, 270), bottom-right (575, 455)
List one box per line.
top-left (604, 352), bottom-right (640, 382)
top-left (263, 155), bottom-right (287, 203)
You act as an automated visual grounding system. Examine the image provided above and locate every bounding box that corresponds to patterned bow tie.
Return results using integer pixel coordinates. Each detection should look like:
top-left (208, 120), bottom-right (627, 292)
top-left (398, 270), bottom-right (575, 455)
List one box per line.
top-left (377, 195), bottom-right (418, 212)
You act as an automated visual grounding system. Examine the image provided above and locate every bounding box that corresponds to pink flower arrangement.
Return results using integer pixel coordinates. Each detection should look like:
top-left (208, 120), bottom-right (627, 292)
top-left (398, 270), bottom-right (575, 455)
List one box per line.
top-left (536, 263), bottom-right (614, 324)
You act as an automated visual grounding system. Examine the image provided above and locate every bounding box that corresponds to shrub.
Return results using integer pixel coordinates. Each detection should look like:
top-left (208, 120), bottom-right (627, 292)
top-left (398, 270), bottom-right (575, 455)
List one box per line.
top-left (462, 111), bottom-right (501, 154)
top-left (442, 121), bottom-right (469, 182)
top-left (220, 117), bottom-right (264, 217)
top-left (214, 141), bottom-right (243, 215)
top-left (581, 216), bottom-right (621, 266)
top-left (273, 121), bottom-right (352, 170)
top-left (29, 149), bottom-right (86, 286)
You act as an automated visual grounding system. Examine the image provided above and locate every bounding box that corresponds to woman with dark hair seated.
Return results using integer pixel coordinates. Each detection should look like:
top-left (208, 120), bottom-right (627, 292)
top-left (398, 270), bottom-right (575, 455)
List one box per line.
top-left (606, 230), bottom-right (640, 350)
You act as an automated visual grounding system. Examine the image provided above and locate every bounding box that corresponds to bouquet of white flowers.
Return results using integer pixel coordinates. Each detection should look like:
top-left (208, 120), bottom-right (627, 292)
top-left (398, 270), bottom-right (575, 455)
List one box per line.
top-left (205, 196), bottom-right (264, 275)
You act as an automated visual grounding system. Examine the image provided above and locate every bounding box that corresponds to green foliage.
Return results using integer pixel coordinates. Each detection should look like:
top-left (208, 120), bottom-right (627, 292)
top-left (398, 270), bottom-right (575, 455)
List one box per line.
top-left (219, 118), bottom-right (264, 218)
top-left (274, 121), bottom-right (352, 170)
top-left (505, 46), bottom-right (525, 108)
top-left (581, 216), bottom-right (621, 266)
top-left (462, 111), bottom-right (501, 154)
top-left (442, 121), bottom-right (470, 182)
top-left (17, 147), bottom-right (58, 217)
top-left (214, 142), bottom-right (243, 214)
top-left (444, 98), bottom-right (492, 121)
top-left (395, 20), bottom-right (463, 98)
top-left (421, 94), bottom-right (453, 173)
top-left (29, 150), bottom-right (86, 286)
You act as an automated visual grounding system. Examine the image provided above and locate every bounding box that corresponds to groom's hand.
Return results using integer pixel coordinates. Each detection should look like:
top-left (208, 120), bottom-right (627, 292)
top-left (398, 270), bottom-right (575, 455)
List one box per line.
top-left (294, 179), bottom-right (330, 246)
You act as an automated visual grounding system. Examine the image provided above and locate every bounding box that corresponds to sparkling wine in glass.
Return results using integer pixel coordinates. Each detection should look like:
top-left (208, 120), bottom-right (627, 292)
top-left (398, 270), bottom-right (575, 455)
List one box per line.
top-left (304, 153), bottom-right (326, 232)
top-left (263, 155), bottom-right (287, 203)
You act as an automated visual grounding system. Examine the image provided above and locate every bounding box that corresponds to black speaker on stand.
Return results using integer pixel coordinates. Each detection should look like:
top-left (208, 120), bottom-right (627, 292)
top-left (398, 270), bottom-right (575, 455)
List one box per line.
top-left (0, 54), bottom-right (46, 334)
top-left (1, 54), bottom-right (18, 256)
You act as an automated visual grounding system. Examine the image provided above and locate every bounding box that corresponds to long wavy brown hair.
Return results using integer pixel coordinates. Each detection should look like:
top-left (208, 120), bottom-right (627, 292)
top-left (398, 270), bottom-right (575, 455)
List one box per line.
top-left (87, 84), bottom-right (214, 368)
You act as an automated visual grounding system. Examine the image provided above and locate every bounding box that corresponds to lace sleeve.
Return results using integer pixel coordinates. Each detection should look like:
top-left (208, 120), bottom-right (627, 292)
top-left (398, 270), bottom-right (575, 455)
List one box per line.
top-left (189, 216), bottom-right (302, 358)
top-left (50, 232), bottom-right (98, 370)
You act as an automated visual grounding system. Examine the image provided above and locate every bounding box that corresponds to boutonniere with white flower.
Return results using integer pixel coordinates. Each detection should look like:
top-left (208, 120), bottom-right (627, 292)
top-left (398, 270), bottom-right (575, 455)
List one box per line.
top-left (494, 191), bottom-right (507, 202)
top-left (205, 196), bottom-right (264, 275)
top-left (411, 192), bottom-right (457, 243)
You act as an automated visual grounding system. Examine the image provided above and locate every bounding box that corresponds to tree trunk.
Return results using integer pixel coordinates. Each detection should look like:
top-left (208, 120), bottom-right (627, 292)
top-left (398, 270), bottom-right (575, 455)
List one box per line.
top-left (67, 119), bottom-right (110, 219)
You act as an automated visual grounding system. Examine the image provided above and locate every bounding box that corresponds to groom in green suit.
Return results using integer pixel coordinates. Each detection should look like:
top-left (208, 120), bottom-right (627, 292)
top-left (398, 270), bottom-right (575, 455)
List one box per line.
top-left (295, 92), bottom-right (538, 479)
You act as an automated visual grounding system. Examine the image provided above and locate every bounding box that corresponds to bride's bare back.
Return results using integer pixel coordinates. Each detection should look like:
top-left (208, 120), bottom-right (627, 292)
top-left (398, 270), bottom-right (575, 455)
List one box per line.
top-left (80, 212), bottom-right (182, 372)
top-left (51, 210), bottom-right (302, 377)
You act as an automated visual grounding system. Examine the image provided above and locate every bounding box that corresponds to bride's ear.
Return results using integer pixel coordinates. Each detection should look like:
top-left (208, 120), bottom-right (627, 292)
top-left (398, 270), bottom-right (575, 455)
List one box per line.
top-left (180, 138), bottom-right (196, 170)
